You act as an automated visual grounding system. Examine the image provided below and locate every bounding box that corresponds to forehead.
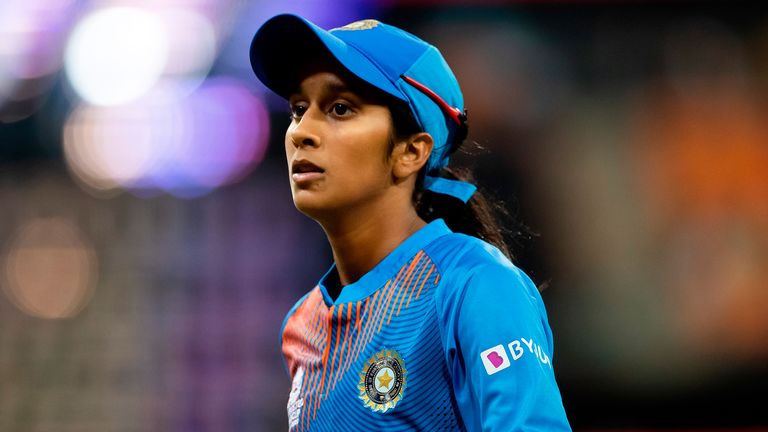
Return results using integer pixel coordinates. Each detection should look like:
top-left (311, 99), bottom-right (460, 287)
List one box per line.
top-left (288, 57), bottom-right (389, 103)
top-left (293, 71), bottom-right (347, 93)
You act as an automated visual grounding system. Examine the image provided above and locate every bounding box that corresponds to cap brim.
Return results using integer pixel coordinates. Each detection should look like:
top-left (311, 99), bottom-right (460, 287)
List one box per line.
top-left (250, 14), bottom-right (405, 101)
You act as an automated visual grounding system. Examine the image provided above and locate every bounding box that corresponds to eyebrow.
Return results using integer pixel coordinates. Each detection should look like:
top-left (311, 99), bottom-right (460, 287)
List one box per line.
top-left (289, 78), bottom-right (355, 100)
top-left (325, 82), bottom-right (352, 95)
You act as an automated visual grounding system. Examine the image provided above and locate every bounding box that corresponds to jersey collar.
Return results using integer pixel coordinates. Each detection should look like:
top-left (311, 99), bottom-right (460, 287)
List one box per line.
top-left (318, 218), bottom-right (452, 306)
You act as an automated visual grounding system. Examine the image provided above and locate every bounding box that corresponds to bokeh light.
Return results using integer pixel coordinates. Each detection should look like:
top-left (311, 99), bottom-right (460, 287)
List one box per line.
top-left (63, 78), bottom-right (270, 197)
top-left (0, 0), bottom-right (78, 121)
top-left (64, 7), bottom-right (169, 106)
top-left (62, 94), bottom-right (177, 193)
top-left (149, 77), bottom-right (271, 197)
top-left (217, 0), bottom-right (379, 84)
top-left (157, 8), bottom-right (218, 95)
top-left (1, 217), bottom-right (97, 319)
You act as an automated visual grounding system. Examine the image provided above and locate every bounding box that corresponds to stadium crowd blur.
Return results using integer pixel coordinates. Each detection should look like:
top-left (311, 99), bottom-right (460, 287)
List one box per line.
top-left (1, 1), bottom-right (767, 430)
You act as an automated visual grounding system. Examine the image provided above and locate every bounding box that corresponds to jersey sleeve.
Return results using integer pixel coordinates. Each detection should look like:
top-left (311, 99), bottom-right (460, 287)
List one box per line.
top-left (438, 261), bottom-right (571, 431)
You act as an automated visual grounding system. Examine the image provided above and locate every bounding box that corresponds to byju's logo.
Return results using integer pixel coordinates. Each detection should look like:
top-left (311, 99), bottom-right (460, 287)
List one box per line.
top-left (480, 337), bottom-right (552, 376)
top-left (480, 344), bottom-right (511, 375)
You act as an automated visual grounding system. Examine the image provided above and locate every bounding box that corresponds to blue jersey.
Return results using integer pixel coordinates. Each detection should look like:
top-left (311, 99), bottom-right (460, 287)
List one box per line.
top-left (281, 219), bottom-right (570, 431)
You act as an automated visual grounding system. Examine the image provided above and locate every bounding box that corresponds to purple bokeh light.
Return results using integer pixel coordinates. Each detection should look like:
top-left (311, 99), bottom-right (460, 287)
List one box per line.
top-left (156, 77), bottom-right (270, 197)
top-left (216, 0), bottom-right (381, 87)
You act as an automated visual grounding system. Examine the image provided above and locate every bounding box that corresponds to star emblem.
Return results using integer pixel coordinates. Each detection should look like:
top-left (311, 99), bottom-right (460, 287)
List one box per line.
top-left (377, 370), bottom-right (392, 390)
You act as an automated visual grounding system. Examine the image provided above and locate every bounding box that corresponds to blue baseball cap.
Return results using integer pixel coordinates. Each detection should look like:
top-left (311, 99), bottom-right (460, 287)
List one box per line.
top-left (249, 14), bottom-right (476, 203)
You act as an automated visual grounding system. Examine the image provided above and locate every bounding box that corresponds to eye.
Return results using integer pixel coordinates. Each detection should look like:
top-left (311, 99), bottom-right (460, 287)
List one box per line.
top-left (330, 103), bottom-right (352, 117)
top-left (289, 103), bottom-right (307, 120)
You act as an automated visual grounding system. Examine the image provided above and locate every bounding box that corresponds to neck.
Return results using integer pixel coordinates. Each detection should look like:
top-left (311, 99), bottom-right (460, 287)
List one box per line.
top-left (320, 198), bottom-right (426, 290)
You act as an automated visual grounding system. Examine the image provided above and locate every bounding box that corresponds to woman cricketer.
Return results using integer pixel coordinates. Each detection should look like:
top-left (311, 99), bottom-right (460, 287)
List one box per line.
top-left (249, 13), bottom-right (571, 431)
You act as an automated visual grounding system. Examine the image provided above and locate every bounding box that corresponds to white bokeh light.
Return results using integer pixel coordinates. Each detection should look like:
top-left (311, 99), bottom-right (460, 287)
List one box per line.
top-left (64, 7), bottom-right (168, 106)
top-left (63, 87), bottom-right (185, 193)
top-left (62, 79), bottom-right (270, 198)
top-left (159, 8), bottom-right (217, 95)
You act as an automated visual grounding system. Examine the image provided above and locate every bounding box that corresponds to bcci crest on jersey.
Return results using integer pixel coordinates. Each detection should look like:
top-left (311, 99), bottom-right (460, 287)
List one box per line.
top-left (358, 349), bottom-right (406, 413)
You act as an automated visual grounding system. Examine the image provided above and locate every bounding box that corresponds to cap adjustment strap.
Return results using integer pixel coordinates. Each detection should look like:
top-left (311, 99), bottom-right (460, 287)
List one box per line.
top-left (400, 75), bottom-right (468, 145)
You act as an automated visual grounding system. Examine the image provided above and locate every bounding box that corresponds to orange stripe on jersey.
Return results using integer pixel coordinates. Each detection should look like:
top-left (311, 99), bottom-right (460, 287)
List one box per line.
top-left (301, 295), bottom-right (324, 353)
top-left (376, 251), bottom-right (423, 333)
top-left (314, 304), bottom-right (334, 419)
top-left (304, 296), bottom-right (326, 430)
top-left (385, 251), bottom-right (423, 326)
top-left (362, 278), bottom-right (393, 347)
top-left (356, 299), bottom-right (363, 330)
top-left (372, 279), bottom-right (396, 336)
top-left (303, 361), bottom-right (320, 429)
top-left (303, 362), bottom-right (318, 430)
top-left (357, 281), bottom-right (391, 365)
top-left (340, 303), bottom-right (355, 388)
top-left (281, 298), bottom-right (308, 375)
top-left (280, 288), bottom-right (330, 432)
top-left (305, 302), bottom-right (332, 428)
top-left (368, 258), bottom-right (410, 340)
top-left (434, 272), bottom-right (440, 285)
top-left (297, 342), bottom-right (320, 408)
top-left (398, 257), bottom-right (429, 316)
top-left (410, 265), bottom-right (434, 306)
top-left (355, 294), bottom-right (375, 350)
top-left (339, 299), bottom-right (362, 381)
top-left (354, 287), bottom-right (383, 368)
top-left (392, 252), bottom-right (423, 315)
top-left (344, 296), bottom-right (371, 378)
top-left (325, 304), bottom-right (344, 398)
top-left (283, 288), bottom-right (323, 376)
top-left (350, 294), bottom-right (375, 367)
top-left (298, 293), bottom-right (326, 402)
top-left (331, 303), bottom-right (353, 391)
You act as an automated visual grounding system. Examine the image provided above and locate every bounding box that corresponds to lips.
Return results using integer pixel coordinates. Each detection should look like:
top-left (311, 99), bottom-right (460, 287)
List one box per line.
top-left (291, 159), bottom-right (324, 175)
top-left (291, 159), bottom-right (325, 185)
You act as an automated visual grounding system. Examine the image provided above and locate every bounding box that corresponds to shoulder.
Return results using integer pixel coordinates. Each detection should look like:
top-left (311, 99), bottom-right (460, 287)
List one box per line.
top-left (280, 289), bottom-right (316, 335)
top-left (424, 232), bottom-right (536, 297)
top-left (424, 232), bottom-right (547, 332)
top-left (424, 231), bottom-right (506, 269)
top-left (278, 289), bottom-right (315, 376)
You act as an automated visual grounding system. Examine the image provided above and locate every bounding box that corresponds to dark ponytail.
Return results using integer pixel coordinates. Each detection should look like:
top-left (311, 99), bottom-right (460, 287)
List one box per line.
top-left (414, 167), bottom-right (513, 260)
top-left (388, 100), bottom-right (517, 260)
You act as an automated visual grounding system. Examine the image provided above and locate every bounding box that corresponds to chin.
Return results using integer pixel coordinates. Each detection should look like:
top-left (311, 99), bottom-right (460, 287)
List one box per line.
top-left (291, 191), bottom-right (330, 219)
top-left (292, 190), bottom-right (357, 224)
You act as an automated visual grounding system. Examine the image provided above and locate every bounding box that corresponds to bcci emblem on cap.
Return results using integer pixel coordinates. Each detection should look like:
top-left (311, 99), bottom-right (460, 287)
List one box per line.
top-left (333, 19), bottom-right (379, 31)
top-left (358, 349), bottom-right (406, 413)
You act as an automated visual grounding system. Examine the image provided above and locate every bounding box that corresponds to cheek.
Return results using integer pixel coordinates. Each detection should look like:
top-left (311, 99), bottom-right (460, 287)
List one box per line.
top-left (333, 131), bottom-right (391, 186)
top-left (339, 124), bottom-right (387, 161)
top-left (341, 116), bottom-right (391, 161)
top-left (284, 129), bottom-right (296, 159)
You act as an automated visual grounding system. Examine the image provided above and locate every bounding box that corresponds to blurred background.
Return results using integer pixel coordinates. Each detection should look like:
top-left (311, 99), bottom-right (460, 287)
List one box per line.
top-left (1, 0), bottom-right (767, 430)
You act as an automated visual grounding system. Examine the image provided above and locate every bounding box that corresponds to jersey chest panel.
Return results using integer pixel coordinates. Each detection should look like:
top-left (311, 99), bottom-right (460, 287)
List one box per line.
top-left (282, 251), bottom-right (464, 431)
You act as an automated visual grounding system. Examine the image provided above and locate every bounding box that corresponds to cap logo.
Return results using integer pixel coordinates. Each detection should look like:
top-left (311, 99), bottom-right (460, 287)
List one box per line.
top-left (333, 19), bottom-right (379, 32)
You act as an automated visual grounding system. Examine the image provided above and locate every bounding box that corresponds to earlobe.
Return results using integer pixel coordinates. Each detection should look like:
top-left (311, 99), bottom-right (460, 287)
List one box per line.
top-left (392, 132), bottom-right (433, 180)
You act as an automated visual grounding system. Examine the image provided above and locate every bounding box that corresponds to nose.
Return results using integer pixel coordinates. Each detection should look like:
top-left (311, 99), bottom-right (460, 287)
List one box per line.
top-left (287, 115), bottom-right (321, 149)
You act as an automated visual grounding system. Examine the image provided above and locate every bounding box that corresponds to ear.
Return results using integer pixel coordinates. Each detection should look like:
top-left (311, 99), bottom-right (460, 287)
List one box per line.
top-left (392, 132), bottom-right (433, 180)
